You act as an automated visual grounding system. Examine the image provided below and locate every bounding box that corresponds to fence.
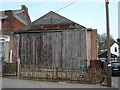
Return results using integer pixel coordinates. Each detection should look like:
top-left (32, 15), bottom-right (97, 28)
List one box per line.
top-left (88, 68), bottom-right (104, 84)
top-left (20, 65), bottom-right (104, 84)
top-left (2, 63), bottom-right (17, 76)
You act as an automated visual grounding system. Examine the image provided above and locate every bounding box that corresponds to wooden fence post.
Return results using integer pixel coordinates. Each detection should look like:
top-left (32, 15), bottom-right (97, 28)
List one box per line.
top-left (55, 67), bottom-right (58, 80)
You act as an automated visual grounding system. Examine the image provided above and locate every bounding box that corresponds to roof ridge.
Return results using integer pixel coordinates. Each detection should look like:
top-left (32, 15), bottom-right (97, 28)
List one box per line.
top-left (32, 11), bottom-right (54, 24)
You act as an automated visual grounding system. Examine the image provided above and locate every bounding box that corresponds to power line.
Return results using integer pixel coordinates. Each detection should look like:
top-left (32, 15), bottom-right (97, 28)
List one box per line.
top-left (55, 0), bottom-right (79, 12)
top-left (53, 2), bottom-right (70, 11)
top-left (89, 4), bottom-right (104, 26)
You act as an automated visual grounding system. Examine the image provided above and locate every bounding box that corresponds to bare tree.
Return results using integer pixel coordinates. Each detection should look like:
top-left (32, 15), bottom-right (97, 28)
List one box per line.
top-left (98, 33), bottom-right (115, 54)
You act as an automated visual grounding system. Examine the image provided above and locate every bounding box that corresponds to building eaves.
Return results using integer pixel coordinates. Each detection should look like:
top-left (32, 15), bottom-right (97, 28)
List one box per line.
top-left (14, 27), bottom-right (86, 34)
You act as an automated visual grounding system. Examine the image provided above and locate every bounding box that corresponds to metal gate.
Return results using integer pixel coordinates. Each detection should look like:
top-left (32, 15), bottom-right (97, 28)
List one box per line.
top-left (2, 63), bottom-right (17, 76)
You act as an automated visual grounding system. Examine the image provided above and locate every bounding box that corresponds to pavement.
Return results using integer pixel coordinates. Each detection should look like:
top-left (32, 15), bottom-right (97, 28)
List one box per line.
top-left (1, 77), bottom-right (116, 88)
top-left (0, 61), bottom-right (2, 76)
top-left (0, 61), bottom-right (2, 90)
top-left (112, 77), bottom-right (119, 88)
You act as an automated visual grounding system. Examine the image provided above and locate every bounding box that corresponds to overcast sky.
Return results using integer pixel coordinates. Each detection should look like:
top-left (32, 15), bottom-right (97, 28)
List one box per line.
top-left (1, 0), bottom-right (118, 40)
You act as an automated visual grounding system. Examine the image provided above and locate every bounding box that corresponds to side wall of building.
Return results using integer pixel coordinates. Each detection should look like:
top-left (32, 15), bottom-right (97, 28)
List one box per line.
top-left (87, 29), bottom-right (98, 66)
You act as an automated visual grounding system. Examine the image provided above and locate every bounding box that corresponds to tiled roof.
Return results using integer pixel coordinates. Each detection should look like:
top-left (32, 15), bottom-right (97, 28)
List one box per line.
top-left (0, 7), bottom-right (31, 25)
top-left (13, 10), bottom-right (31, 25)
top-left (32, 11), bottom-right (85, 29)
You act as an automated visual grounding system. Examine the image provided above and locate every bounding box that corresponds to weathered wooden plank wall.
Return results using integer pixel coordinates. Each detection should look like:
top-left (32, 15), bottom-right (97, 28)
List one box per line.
top-left (19, 29), bottom-right (87, 68)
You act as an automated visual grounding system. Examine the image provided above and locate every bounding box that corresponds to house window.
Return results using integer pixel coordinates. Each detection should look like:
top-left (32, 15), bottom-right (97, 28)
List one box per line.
top-left (115, 47), bottom-right (117, 52)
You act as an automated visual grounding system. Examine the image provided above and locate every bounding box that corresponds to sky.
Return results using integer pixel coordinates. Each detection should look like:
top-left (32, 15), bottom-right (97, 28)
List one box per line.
top-left (118, 2), bottom-right (120, 38)
top-left (0, 0), bottom-right (119, 40)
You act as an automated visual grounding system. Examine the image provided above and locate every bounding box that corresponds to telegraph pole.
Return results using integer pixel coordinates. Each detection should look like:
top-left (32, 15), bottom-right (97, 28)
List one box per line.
top-left (105, 0), bottom-right (111, 87)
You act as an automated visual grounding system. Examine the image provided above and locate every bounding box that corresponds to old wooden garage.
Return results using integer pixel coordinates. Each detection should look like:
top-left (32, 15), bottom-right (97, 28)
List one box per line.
top-left (15, 11), bottom-right (97, 69)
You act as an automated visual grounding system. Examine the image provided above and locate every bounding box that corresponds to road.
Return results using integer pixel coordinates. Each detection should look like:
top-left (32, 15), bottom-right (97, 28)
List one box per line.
top-left (1, 77), bottom-right (116, 88)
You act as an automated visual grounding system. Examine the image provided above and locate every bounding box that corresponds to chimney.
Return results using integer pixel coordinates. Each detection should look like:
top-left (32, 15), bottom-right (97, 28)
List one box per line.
top-left (5, 10), bottom-right (13, 17)
top-left (21, 5), bottom-right (28, 13)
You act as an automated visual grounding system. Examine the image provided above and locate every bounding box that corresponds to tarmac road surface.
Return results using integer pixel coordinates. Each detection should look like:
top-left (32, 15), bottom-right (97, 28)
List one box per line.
top-left (1, 77), bottom-right (115, 88)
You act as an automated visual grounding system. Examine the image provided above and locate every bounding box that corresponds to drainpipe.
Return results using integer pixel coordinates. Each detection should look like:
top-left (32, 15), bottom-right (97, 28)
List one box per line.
top-left (10, 50), bottom-right (13, 63)
top-left (17, 34), bottom-right (20, 59)
top-left (85, 28), bottom-right (88, 68)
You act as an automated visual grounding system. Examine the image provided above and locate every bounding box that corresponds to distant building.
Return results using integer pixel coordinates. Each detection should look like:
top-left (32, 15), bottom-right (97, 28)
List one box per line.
top-left (15, 11), bottom-right (98, 68)
top-left (0, 5), bottom-right (31, 63)
top-left (110, 42), bottom-right (119, 57)
top-left (98, 41), bottom-right (119, 61)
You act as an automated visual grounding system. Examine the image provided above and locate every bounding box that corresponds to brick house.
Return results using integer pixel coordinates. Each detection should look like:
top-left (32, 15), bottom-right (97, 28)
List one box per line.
top-left (0, 5), bottom-right (31, 63)
top-left (15, 11), bottom-right (97, 68)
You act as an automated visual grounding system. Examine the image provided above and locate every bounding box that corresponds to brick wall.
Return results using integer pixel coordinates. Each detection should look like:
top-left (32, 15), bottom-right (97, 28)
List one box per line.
top-left (0, 11), bottom-right (13, 35)
top-left (91, 29), bottom-right (98, 60)
top-left (12, 16), bottom-right (25, 31)
top-left (87, 29), bottom-right (98, 66)
top-left (9, 35), bottom-right (18, 63)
